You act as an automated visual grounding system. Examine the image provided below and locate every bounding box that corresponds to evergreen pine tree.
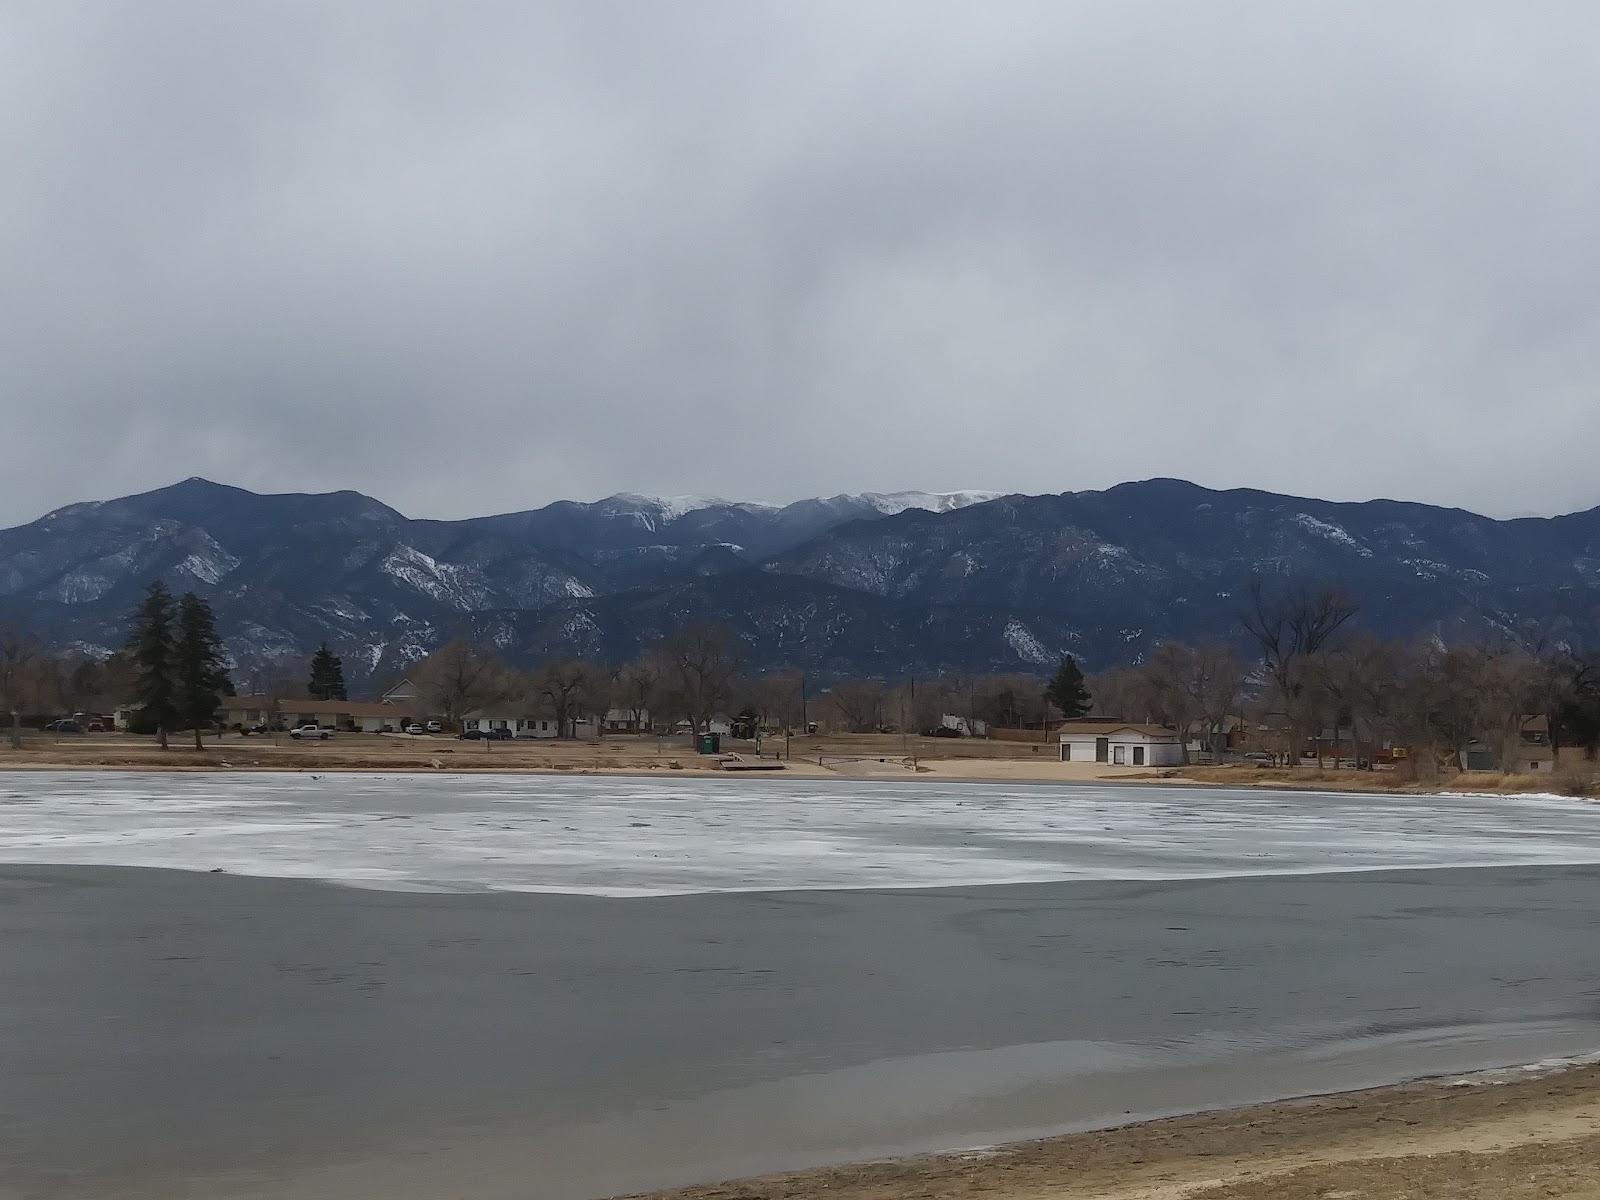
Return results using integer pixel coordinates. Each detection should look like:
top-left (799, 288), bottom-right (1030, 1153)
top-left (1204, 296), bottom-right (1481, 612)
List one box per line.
top-left (1044, 654), bottom-right (1092, 719)
top-left (126, 581), bottom-right (179, 749)
top-left (175, 592), bottom-right (231, 750)
top-left (308, 643), bottom-right (347, 701)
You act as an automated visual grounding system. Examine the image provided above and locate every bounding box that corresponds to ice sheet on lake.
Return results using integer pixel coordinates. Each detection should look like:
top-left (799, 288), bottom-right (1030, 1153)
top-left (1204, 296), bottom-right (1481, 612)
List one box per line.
top-left (2, 772), bottom-right (1600, 896)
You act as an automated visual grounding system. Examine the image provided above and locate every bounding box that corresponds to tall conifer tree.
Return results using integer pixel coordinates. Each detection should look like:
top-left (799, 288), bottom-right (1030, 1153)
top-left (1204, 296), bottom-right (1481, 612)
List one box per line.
top-left (175, 592), bottom-right (230, 750)
top-left (1045, 654), bottom-right (1092, 719)
top-left (126, 581), bottom-right (179, 749)
top-left (308, 643), bottom-right (347, 701)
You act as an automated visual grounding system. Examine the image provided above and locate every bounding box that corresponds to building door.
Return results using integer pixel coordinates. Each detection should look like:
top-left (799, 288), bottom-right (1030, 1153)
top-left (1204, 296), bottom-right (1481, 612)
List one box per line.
top-left (1095, 737), bottom-right (1109, 763)
top-left (1133, 746), bottom-right (1145, 766)
top-left (1061, 743), bottom-right (1071, 762)
top-left (1113, 745), bottom-right (1126, 765)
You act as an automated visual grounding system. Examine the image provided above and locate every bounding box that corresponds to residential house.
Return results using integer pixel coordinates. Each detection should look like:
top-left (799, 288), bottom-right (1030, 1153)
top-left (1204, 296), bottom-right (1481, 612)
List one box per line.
top-left (1460, 716), bottom-right (1555, 774)
top-left (462, 705), bottom-right (561, 738)
top-left (1060, 722), bottom-right (1184, 766)
top-left (218, 695), bottom-right (432, 732)
top-left (381, 678), bottom-right (423, 704)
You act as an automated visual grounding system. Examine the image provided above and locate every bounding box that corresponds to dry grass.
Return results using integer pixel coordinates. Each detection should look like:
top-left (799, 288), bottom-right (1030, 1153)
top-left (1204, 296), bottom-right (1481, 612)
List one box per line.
top-left (1171, 761), bottom-right (1599, 797)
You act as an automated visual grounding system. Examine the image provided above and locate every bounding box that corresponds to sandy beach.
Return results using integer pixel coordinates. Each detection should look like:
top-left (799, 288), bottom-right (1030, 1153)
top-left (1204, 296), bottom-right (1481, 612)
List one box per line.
top-left (631, 1059), bottom-right (1600, 1200)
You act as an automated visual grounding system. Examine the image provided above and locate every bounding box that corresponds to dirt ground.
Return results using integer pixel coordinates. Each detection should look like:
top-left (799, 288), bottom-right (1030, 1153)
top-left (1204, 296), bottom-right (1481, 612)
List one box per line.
top-left (628, 1061), bottom-right (1600, 1200)
top-left (0, 729), bottom-right (1139, 781)
top-left (0, 732), bottom-right (1587, 793)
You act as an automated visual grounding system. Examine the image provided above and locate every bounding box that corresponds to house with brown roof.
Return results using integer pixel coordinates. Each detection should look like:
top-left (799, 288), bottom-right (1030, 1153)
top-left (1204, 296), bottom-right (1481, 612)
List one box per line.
top-left (219, 696), bottom-right (431, 733)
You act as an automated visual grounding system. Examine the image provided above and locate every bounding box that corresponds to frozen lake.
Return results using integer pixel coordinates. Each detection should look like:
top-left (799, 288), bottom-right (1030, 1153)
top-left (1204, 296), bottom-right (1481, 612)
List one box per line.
top-left (3, 771), bottom-right (1600, 894)
top-left (3, 772), bottom-right (1600, 1198)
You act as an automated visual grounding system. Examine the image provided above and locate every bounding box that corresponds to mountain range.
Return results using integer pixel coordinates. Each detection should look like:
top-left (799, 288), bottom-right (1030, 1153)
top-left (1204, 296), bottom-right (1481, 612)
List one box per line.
top-left (2, 477), bottom-right (1597, 686)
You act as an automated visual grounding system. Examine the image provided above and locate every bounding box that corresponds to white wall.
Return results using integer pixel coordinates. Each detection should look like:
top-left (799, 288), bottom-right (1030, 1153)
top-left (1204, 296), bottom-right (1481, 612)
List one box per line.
top-left (1060, 734), bottom-right (1183, 766)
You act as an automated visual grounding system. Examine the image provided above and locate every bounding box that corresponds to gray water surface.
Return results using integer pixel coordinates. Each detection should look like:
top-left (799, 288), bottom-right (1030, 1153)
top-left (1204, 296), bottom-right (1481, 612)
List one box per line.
top-left (2, 863), bottom-right (1598, 1199)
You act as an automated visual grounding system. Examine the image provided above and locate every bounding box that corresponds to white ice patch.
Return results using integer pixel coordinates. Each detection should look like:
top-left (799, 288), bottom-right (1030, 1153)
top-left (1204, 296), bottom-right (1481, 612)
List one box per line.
top-left (3, 774), bottom-right (1600, 899)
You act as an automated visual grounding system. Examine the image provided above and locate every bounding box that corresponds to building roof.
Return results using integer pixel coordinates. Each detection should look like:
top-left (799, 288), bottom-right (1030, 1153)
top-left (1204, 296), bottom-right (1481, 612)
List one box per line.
top-left (1059, 722), bottom-right (1181, 739)
top-left (220, 697), bottom-right (419, 718)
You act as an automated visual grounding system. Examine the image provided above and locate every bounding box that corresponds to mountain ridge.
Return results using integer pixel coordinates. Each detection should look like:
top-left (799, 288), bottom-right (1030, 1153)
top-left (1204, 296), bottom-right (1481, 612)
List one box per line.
top-left (2, 476), bottom-right (1597, 684)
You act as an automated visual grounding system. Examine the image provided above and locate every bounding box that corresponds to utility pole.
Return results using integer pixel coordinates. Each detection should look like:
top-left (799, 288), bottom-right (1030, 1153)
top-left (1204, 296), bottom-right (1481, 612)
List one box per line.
top-left (800, 674), bottom-right (808, 736)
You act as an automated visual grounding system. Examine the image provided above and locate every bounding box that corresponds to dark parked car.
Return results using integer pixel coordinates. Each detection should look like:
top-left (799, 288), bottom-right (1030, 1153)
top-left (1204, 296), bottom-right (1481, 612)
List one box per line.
top-left (458, 728), bottom-right (485, 740)
top-left (44, 719), bottom-right (83, 733)
top-left (485, 727), bottom-right (513, 741)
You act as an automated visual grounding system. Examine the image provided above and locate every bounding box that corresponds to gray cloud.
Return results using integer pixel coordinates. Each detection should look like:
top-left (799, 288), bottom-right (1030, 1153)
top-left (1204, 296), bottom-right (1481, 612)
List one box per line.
top-left (4, 1), bottom-right (1599, 525)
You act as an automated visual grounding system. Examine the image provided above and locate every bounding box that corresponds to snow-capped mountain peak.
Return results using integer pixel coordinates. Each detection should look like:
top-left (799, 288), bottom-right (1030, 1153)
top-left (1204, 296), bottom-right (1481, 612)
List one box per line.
top-left (849, 490), bottom-right (1005, 516)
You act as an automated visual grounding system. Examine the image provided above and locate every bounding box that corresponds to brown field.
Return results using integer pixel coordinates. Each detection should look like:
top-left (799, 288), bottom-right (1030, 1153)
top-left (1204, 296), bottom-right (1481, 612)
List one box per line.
top-left (2, 731), bottom-right (1591, 794)
top-left (631, 1060), bottom-right (1600, 1200)
top-left (0, 728), bottom-right (1135, 781)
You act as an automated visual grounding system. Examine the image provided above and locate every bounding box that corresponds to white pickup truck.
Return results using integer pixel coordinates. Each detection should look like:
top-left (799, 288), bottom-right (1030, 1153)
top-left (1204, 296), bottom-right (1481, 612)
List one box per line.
top-left (288, 724), bottom-right (332, 740)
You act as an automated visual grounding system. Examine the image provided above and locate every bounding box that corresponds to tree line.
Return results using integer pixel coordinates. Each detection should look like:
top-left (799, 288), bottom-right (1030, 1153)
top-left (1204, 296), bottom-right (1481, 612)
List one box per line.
top-left (3, 577), bottom-right (1598, 766)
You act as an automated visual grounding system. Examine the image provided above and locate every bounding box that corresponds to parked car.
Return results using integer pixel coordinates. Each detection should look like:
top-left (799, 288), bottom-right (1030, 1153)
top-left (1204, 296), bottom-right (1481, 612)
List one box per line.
top-left (289, 724), bottom-right (332, 740)
top-left (44, 719), bottom-right (82, 733)
top-left (458, 728), bottom-right (485, 740)
top-left (426, 720), bottom-right (442, 733)
top-left (484, 727), bottom-right (513, 741)
top-left (405, 724), bottom-right (425, 735)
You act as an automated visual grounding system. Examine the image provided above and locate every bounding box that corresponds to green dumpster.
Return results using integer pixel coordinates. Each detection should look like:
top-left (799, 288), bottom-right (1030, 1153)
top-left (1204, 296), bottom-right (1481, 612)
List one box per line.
top-left (696, 733), bottom-right (721, 755)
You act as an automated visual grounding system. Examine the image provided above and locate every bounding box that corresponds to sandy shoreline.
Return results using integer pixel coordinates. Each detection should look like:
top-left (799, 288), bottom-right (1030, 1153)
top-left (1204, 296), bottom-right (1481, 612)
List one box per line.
top-left (628, 1058), bottom-right (1600, 1200)
top-left (2, 731), bottom-right (1587, 796)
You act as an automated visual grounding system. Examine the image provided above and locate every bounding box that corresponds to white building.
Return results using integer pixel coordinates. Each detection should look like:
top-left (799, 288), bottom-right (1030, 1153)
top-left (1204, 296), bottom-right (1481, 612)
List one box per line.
top-left (940, 714), bottom-right (990, 737)
top-left (1059, 722), bottom-right (1184, 767)
top-left (462, 708), bottom-right (561, 738)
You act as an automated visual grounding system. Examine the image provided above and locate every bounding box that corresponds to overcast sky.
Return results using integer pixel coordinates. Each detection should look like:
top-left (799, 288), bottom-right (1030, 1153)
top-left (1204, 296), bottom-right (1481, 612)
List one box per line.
top-left (3, 2), bottom-right (1599, 527)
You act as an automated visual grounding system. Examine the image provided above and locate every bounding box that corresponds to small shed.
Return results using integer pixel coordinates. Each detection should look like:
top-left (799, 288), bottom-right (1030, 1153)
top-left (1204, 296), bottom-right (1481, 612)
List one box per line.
top-left (1059, 722), bottom-right (1184, 767)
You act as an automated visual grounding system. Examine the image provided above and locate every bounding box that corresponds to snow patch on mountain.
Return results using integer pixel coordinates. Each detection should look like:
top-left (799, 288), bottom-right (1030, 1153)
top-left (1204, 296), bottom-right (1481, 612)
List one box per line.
top-left (601, 493), bottom-right (750, 524)
top-left (52, 570), bottom-right (115, 604)
top-left (380, 545), bottom-right (492, 609)
top-left (1003, 619), bottom-right (1053, 664)
top-left (175, 538), bottom-right (241, 585)
top-left (1292, 512), bottom-right (1372, 556)
top-left (834, 490), bottom-right (1003, 516)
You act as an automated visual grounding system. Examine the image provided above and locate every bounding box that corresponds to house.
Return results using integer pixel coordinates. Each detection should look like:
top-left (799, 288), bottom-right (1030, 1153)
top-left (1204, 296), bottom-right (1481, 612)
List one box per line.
top-left (462, 707), bottom-right (561, 738)
top-left (672, 713), bottom-right (733, 737)
top-left (940, 714), bottom-right (989, 737)
top-left (1059, 722), bottom-right (1184, 766)
top-left (380, 678), bottom-right (423, 704)
top-left (219, 697), bottom-right (428, 732)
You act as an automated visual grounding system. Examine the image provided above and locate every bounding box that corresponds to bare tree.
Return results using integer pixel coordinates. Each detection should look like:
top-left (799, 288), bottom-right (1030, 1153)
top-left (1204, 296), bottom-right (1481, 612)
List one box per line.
top-left (830, 678), bottom-right (886, 733)
top-left (1240, 580), bottom-right (1359, 763)
top-left (415, 640), bottom-right (512, 726)
top-left (617, 656), bottom-right (660, 732)
top-left (1188, 639), bottom-right (1246, 757)
top-left (1317, 635), bottom-right (1403, 768)
top-left (0, 627), bottom-right (41, 749)
top-left (537, 660), bottom-right (591, 738)
top-left (656, 623), bottom-right (738, 737)
top-left (1141, 643), bottom-right (1205, 762)
top-left (1086, 665), bottom-right (1151, 723)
